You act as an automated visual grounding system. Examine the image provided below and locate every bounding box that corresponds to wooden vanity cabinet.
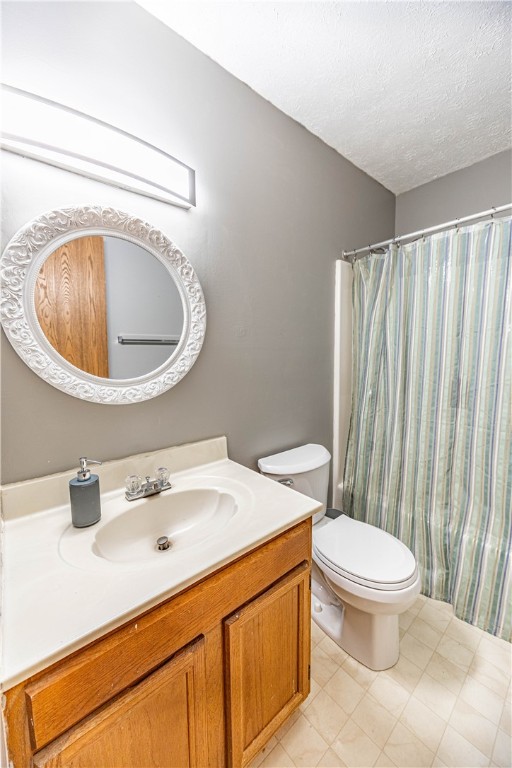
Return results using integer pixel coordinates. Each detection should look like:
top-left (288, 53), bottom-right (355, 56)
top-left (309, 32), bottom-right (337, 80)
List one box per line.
top-left (33, 638), bottom-right (209, 768)
top-left (4, 519), bottom-right (312, 768)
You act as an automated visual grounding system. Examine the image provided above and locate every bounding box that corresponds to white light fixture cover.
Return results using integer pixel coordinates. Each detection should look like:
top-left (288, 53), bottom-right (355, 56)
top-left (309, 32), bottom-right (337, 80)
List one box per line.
top-left (0, 84), bottom-right (196, 208)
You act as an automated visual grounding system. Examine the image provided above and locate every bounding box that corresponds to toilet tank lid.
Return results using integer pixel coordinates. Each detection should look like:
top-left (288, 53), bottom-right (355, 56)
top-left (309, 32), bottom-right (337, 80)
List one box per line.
top-left (258, 444), bottom-right (331, 474)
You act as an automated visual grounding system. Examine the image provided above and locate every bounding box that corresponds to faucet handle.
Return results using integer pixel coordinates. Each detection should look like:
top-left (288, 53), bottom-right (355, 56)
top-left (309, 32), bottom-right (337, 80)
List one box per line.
top-left (155, 467), bottom-right (170, 486)
top-left (125, 475), bottom-right (142, 495)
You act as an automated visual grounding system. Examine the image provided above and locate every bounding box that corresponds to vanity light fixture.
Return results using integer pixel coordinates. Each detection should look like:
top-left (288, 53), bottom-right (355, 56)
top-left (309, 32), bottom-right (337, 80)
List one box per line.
top-left (0, 83), bottom-right (196, 208)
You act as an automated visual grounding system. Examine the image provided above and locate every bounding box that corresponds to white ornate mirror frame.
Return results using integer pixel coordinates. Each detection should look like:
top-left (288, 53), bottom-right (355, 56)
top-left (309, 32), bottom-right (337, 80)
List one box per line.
top-left (0, 206), bottom-right (206, 404)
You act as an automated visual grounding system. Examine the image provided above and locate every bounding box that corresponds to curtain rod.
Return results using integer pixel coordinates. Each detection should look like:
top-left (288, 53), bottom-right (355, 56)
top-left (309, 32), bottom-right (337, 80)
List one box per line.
top-left (342, 203), bottom-right (512, 262)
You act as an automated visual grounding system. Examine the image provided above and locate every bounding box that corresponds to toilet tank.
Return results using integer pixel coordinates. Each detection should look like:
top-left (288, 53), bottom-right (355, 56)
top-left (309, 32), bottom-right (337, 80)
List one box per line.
top-left (257, 444), bottom-right (331, 523)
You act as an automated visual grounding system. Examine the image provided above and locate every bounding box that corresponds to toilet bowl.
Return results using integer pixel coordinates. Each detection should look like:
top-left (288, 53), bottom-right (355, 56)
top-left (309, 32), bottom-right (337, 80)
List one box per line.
top-left (258, 444), bottom-right (421, 670)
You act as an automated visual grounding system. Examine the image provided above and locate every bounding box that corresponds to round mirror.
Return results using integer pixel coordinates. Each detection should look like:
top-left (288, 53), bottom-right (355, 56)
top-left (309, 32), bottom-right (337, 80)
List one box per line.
top-left (0, 206), bottom-right (206, 403)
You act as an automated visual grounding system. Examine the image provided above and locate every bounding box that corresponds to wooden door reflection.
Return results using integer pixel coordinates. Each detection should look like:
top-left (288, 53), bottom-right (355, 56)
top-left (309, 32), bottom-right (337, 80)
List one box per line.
top-left (35, 236), bottom-right (109, 377)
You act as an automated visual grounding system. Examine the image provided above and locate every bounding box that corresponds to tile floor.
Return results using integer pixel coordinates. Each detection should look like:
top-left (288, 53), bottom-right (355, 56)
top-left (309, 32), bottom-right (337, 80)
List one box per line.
top-left (250, 595), bottom-right (511, 768)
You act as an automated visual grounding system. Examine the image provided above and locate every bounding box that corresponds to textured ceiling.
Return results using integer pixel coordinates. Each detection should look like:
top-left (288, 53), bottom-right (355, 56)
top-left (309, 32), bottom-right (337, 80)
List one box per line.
top-left (136, 1), bottom-right (512, 194)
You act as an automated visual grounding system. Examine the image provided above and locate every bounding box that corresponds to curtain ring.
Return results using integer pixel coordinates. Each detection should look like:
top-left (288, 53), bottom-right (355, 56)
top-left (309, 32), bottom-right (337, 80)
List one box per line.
top-left (491, 206), bottom-right (496, 220)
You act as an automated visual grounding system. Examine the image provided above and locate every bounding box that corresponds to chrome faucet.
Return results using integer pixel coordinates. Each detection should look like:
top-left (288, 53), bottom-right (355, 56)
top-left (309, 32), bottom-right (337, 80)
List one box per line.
top-left (125, 467), bottom-right (172, 501)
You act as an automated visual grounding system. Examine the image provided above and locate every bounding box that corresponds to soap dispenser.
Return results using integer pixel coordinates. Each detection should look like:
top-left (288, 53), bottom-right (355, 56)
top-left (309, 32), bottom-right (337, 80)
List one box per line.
top-left (69, 457), bottom-right (102, 528)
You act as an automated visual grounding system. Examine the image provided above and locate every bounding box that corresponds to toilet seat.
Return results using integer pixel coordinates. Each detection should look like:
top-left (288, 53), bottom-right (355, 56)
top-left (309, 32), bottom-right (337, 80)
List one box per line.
top-left (313, 515), bottom-right (418, 591)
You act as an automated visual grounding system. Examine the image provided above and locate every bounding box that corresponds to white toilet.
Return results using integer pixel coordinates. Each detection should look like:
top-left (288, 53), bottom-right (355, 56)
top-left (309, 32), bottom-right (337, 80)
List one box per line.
top-left (258, 444), bottom-right (421, 670)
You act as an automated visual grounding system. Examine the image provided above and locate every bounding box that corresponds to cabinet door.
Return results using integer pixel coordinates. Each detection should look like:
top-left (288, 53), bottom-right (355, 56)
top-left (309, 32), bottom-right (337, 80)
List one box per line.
top-left (33, 638), bottom-right (208, 768)
top-left (224, 564), bottom-right (311, 767)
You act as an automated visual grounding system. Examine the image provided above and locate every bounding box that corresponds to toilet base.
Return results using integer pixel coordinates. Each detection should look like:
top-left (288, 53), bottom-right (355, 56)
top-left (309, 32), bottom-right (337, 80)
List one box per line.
top-left (311, 568), bottom-right (400, 671)
top-left (311, 576), bottom-right (345, 646)
top-left (338, 603), bottom-right (399, 671)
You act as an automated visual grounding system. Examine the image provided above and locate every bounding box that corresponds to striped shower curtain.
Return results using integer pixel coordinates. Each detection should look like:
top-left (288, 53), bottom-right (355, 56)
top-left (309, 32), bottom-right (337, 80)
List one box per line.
top-left (342, 216), bottom-right (511, 640)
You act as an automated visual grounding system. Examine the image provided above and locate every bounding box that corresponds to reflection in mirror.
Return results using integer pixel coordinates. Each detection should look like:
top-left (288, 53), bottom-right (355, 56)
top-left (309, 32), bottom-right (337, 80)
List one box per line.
top-left (35, 236), bottom-right (184, 380)
top-left (1, 205), bottom-right (206, 404)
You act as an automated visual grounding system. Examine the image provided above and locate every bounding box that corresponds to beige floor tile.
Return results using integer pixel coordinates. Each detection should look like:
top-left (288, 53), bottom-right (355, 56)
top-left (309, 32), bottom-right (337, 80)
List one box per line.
top-left (436, 599), bottom-right (454, 615)
top-left (460, 676), bottom-right (505, 725)
top-left (409, 594), bottom-right (427, 616)
top-left (436, 635), bottom-right (475, 672)
top-left (399, 695), bottom-right (447, 753)
top-left (312, 620), bottom-right (327, 647)
top-left (476, 635), bottom-right (512, 671)
top-left (312, 644), bottom-right (342, 687)
top-left (331, 718), bottom-right (381, 767)
top-left (444, 616), bottom-right (485, 652)
top-left (342, 654), bottom-right (379, 690)
top-left (479, 639), bottom-right (511, 675)
top-left (374, 751), bottom-right (398, 767)
top-left (383, 721), bottom-right (435, 767)
top-left (469, 654), bottom-right (510, 698)
top-left (351, 694), bottom-right (397, 749)
top-left (479, 631), bottom-right (512, 653)
top-left (260, 742), bottom-right (297, 767)
top-left (499, 699), bottom-right (511, 736)
top-left (424, 650), bottom-right (468, 696)
top-left (318, 634), bottom-right (349, 666)
top-left (400, 632), bottom-right (436, 670)
top-left (317, 747), bottom-right (347, 767)
top-left (492, 728), bottom-right (512, 768)
top-left (279, 713), bottom-right (330, 768)
top-left (323, 668), bottom-right (366, 715)
top-left (368, 675), bottom-right (411, 719)
top-left (449, 697), bottom-right (499, 758)
top-left (249, 736), bottom-right (278, 767)
top-left (274, 708), bottom-right (301, 741)
top-left (304, 689), bottom-right (349, 745)
top-left (414, 672), bottom-right (457, 720)
top-left (384, 654), bottom-right (424, 693)
top-left (407, 616), bottom-right (443, 651)
top-left (399, 610), bottom-right (416, 632)
top-left (435, 724), bottom-right (489, 767)
top-left (428, 597), bottom-right (453, 614)
top-left (417, 602), bottom-right (452, 634)
top-left (300, 678), bottom-right (321, 714)
top-left (294, 601), bottom-right (506, 768)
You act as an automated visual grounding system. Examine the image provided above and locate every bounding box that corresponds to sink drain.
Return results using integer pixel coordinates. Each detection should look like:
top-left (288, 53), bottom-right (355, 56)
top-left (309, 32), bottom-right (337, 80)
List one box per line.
top-left (156, 536), bottom-right (171, 551)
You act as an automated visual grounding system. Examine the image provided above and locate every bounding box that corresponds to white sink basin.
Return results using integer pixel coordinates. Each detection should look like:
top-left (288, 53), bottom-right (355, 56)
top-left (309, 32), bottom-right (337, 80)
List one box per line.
top-left (94, 488), bottom-right (237, 563)
top-left (59, 476), bottom-right (252, 570)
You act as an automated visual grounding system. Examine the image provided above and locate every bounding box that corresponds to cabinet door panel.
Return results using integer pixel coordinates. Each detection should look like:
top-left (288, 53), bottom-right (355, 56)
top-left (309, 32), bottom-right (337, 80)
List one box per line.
top-left (224, 563), bottom-right (310, 767)
top-left (33, 638), bottom-right (208, 768)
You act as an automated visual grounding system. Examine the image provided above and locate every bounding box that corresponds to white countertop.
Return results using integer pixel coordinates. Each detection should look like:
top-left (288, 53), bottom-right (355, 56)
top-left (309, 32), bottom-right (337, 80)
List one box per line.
top-left (1, 438), bottom-right (320, 690)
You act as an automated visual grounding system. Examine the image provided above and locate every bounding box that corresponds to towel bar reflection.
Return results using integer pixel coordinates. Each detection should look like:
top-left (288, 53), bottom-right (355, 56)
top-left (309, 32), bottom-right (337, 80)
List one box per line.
top-left (117, 335), bottom-right (180, 346)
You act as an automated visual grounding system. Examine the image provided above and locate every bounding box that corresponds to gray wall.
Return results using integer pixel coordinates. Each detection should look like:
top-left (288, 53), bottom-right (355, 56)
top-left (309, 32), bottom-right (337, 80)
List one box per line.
top-left (0, 1), bottom-right (395, 484)
top-left (395, 150), bottom-right (512, 233)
